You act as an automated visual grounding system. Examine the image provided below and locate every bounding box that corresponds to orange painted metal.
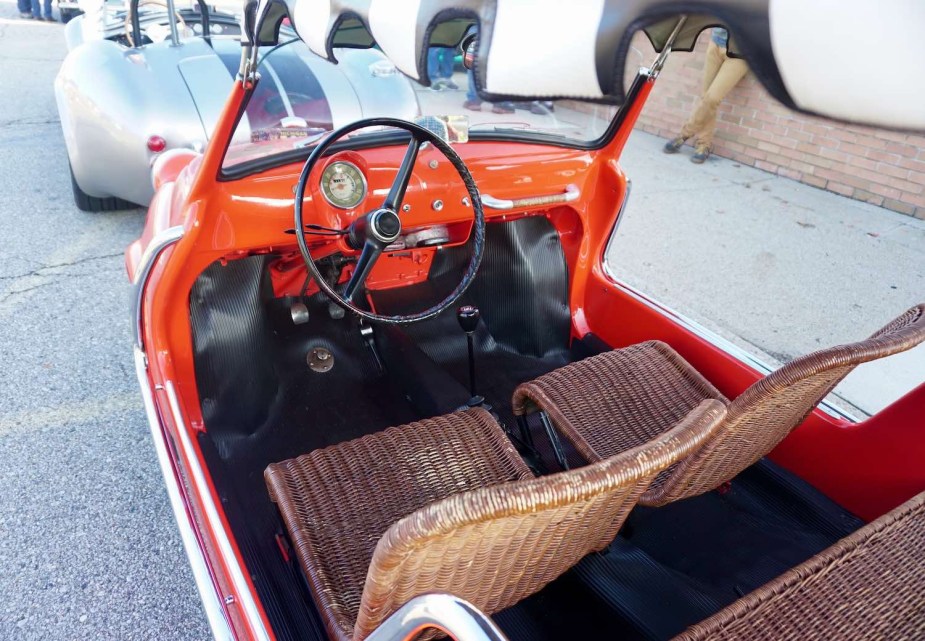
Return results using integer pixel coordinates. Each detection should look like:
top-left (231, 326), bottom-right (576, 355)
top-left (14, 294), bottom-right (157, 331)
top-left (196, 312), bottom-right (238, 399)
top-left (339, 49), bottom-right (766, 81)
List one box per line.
top-left (128, 71), bottom-right (924, 639)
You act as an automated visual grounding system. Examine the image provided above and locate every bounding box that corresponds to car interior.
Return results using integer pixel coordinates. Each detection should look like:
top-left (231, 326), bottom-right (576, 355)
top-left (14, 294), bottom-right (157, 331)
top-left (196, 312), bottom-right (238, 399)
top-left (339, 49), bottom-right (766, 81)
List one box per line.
top-left (153, 8), bottom-right (925, 641)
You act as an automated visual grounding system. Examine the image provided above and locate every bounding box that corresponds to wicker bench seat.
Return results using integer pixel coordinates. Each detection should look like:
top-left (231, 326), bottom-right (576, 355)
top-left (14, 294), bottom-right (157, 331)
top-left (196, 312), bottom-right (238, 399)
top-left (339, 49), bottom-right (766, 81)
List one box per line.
top-left (674, 490), bottom-right (925, 640)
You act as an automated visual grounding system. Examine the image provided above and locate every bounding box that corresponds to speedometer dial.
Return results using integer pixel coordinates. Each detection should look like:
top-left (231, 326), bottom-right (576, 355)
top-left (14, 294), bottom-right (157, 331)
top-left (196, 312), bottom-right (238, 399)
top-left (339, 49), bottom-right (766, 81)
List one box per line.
top-left (320, 161), bottom-right (367, 209)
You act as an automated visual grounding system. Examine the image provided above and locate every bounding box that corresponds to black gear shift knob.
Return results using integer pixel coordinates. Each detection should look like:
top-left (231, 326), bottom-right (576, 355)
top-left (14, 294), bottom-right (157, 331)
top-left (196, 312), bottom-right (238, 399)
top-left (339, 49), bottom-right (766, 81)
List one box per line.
top-left (457, 305), bottom-right (480, 334)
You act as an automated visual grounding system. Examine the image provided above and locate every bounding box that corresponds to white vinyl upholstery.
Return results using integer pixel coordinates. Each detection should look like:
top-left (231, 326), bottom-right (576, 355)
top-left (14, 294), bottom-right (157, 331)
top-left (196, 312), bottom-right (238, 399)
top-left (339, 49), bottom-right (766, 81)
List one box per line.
top-left (769, 0), bottom-right (925, 129)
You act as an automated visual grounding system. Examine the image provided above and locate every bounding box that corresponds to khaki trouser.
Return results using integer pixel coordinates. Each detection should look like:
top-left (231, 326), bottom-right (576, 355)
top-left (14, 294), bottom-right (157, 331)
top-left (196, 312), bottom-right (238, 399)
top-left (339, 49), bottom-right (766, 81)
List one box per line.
top-left (680, 41), bottom-right (749, 147)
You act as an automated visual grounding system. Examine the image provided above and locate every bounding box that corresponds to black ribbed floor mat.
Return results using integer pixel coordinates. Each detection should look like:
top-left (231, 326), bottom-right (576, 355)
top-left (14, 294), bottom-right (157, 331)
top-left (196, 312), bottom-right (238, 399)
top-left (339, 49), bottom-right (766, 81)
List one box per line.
top-left (561, 458), bottom-right (866, 640)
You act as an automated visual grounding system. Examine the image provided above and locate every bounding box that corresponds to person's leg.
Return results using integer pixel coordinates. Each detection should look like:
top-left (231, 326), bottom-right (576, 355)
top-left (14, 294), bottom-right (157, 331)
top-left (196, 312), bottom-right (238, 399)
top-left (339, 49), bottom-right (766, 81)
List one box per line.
top-left (30, 0), bottom-right (41, 18)
top-left (43, 0), bottom-right (53, 19)
top-left (427, 48), bottom-right (443, 87)
top-left (18, 0), bottom-right (33, 16)
top-left (692, 55), bottom-right (748, 149)
top-left (439, 48), bottom-right (458, 88)
top-left (678, 41), bottom-right (726, 140)
top-left (464, 68), bottom-right (481, 110)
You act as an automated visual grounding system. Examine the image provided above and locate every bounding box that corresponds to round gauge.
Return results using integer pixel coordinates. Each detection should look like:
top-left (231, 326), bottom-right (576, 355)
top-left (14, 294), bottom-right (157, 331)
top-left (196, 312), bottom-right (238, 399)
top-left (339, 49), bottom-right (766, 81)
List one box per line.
top-left (320, 161), bottom-right (367, 209)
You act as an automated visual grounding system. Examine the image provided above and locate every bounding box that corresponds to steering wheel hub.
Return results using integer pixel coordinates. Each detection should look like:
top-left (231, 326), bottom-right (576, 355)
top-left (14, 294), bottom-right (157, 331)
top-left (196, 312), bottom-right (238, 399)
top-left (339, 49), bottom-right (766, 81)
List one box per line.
top-left (368, 209), bottom-right (402, 244)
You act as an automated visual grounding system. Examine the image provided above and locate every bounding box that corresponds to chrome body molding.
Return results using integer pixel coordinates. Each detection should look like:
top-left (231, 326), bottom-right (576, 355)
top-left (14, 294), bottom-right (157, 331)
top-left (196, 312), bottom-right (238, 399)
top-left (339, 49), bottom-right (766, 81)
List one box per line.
top-left (482, 184), bottom-right (580, 211)
top-left (133, 348), bottom-right (233, 641)
top-left (132, 225), bottom-right (184, 351)
top-left (599, 261), bottom-right (860, 423)
top-left (164, 381), bottom-right (272, 641)
top-left (365, 594), bottom-right (509, 641)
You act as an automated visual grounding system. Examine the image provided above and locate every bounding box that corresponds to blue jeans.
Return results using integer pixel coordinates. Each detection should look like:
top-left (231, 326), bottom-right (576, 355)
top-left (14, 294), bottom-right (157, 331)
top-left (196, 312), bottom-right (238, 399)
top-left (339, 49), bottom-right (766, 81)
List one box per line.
top-left (466, 69), bottom-right (478, 102)
top-left (32, 0), bottom-right (52, 17)
top-left (427, 48), bottom-right (454, 81)
top-left (17, 0), bottom-right (31, 12)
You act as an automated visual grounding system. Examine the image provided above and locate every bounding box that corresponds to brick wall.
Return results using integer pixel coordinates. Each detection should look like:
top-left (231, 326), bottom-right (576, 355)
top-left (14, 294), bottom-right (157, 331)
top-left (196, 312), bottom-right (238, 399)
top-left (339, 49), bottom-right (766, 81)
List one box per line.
top-left (633, 37), bottom-right (925, 220)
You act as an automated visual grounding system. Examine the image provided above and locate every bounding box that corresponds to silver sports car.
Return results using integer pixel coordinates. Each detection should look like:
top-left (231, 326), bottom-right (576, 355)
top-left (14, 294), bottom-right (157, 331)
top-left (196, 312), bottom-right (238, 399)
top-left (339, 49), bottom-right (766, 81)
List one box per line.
top-left (54, 0), bottom-right (420, 211)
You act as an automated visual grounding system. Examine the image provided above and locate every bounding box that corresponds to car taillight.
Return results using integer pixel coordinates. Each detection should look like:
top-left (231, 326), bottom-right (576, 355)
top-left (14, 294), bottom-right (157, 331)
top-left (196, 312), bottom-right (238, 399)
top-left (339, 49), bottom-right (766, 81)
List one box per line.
top-left (147, 135), bottom-right (167, 153)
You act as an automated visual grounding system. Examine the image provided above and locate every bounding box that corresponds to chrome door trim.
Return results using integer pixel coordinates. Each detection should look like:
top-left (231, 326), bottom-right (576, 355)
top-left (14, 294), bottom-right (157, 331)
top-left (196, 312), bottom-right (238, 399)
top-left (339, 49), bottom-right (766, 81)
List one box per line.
top-left (134, 348), bottom-right (233, 641)
top-left (482, 184), bottom-right (579, 210)
top-left (164, 381), bottom-right (272, 641)
top-left (365, 594), bottom-right (509, 641)
top-left (132, 225), bottom-right (184, 351)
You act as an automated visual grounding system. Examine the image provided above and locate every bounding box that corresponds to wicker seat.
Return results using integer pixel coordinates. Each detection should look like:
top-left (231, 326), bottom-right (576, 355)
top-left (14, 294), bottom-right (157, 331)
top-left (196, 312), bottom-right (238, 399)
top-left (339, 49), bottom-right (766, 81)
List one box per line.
top-left (265, 403), bottom-right (726, 641)
top-left (513, 303), bottom-right (925, 506)
top-left (673, 490), bottom-right (925, 640)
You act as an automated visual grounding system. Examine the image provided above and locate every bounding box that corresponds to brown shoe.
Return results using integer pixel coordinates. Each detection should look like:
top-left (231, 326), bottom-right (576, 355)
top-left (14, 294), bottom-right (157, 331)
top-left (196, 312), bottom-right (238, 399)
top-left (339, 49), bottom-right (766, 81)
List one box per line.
top-left (491, 103), bottom-right (514, 115)
top-left (662, 136), bottom-right (686, 154)
top-left (463, 99), bottom-right (482, 112)
top-left (691, 144), bottom-right (712, 164)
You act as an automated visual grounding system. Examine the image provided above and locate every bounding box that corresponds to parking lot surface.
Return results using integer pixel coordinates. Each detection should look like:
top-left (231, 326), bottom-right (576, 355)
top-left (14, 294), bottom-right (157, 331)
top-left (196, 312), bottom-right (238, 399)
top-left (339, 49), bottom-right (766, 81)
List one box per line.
top-left (0, 3), bottom-right (922, 640)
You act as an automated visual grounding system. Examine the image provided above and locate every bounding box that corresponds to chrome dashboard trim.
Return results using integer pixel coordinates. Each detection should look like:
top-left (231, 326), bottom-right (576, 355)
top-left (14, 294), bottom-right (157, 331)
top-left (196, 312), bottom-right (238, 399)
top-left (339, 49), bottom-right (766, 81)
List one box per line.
top-left (365, 594), bottom-right (509, 641)
top-left (600, 263), bottom-right (859, 423)
top-left (133, 348), bottom-right (233, 641)
top-left (164, 381), bottom-right (272, 641)
top-left (482, 184), bottom-right (580, 211)
top-left (132, 225), bottom-right (184, 351)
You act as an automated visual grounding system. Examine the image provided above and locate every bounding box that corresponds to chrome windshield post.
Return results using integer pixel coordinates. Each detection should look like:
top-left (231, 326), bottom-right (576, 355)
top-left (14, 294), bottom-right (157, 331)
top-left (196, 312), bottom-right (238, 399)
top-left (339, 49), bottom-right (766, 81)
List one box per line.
top-left (364, 595), bottom-right (509, 641)
top-left (164, 0), bottom-right (180, 46)
top-left (648, 15), bottom-right (687, 78)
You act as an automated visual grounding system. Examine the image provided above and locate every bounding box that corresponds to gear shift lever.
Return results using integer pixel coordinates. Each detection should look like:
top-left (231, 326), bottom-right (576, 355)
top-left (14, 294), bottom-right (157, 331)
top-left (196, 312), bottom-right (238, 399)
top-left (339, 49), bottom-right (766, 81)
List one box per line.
top-left (456, 305), bottom-right (481, 398)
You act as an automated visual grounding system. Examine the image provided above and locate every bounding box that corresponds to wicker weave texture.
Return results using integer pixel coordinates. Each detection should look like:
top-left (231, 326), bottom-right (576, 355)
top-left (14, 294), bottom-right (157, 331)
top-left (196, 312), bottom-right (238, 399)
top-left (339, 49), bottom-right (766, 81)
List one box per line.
top-left (512, 340), bottom-right (726, 464)
top-left (353, 399), bottom-right (724, 639)
top-left (674, 490), bottom-right (925, 640)
top-left (267, 401), bottom-right (725, 640)
top-left (515, 304), bottom-right (925, 506)
top-left (265, 408), bottom-right (533, 641)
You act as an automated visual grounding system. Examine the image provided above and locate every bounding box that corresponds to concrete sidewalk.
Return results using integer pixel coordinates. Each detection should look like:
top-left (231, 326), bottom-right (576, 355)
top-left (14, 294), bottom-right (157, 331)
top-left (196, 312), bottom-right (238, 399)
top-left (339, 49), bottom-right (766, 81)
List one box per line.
top-left (607, 130), bottom-right (925, 416)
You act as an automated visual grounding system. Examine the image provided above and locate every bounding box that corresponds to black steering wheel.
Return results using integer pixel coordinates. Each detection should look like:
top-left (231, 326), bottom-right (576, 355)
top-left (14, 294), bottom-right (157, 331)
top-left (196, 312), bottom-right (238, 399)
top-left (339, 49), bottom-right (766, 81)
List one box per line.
top-left (294, 118), bottom-right (485, 324)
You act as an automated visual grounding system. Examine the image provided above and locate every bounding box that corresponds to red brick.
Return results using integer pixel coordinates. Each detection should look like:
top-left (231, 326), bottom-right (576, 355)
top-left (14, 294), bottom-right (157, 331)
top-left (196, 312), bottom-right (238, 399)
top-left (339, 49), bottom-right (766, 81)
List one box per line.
top-left (882, 198), bottom-right (916, 216)
top-left (846, 155), bottom-right (879, 172)
top-left (853, 134), bottom-right (888, 150)
top-left (827, 182), bottom-right (854, 197)
top-left (802, 123), bottom-right (833, 137)
top-left (868, 183), bottom-right (903, 200)
top-left (876, 162), bottom-right (910, 181)
top-left (915, 207), bottom-right (925, 221)
top-left (873, 129), bottom-right (911, 143)
top-left (852, 189), bottom-right (884, 207)
top-left (885, 142), bottom-right (918, 156)
top-left (839, 142), bottom-right (870, 156)
top-left (866, 149), bottom-right (902, 164)
top-left (754, 160), bottom-right (778, 173)
top-left (888, 176), bottom-right (924, 194)
top-left (777, 167), bottom-right (802, 181)
top-left (802, 175), bottom-right (827, 189)
top-left (900, 191), bottom-right (925, 208)
top-left (812, 136), bottom-right (840, 150)
top-left (896, 156), bottom-right (925, 174)
top-left (831, 129), bottom-right (858, 144)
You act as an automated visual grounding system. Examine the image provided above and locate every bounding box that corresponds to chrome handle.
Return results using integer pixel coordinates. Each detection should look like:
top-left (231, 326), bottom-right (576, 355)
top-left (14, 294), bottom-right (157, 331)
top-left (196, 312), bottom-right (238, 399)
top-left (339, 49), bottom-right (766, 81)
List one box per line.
top-left (481, 184), bottom-right (580, 210)
top-left (365, 594), bottom-right (509, 641)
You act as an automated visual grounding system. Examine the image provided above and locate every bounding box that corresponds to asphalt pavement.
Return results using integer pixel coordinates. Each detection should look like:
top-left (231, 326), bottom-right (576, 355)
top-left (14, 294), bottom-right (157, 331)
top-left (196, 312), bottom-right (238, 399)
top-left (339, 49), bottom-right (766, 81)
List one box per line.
top-left (0, 3), bottom-right (922, 641)
top-left (0, 5), bottom-right (211, 640)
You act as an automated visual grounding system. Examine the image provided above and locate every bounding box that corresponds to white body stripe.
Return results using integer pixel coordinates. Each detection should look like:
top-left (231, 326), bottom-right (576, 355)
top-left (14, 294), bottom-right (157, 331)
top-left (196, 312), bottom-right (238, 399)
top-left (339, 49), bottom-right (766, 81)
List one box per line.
top-left (369, 0), bottom-right (424, 81)
top-left (770, 0), bottom-right (925, 129)
top-left (292, 0), bottom-right (332, 58)
top-left (485, 0), bottom-right (605, 98)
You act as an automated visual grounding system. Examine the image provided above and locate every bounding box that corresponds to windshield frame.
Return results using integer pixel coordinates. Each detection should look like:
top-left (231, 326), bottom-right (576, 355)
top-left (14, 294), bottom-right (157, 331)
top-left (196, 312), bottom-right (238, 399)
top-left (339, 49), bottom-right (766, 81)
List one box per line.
top-left (218, 68), bottom-right (649, 182)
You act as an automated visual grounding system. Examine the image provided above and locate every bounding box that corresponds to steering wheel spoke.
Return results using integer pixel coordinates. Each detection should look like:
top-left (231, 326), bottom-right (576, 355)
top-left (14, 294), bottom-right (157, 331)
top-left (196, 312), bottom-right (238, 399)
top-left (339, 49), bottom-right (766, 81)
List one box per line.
top-left (383, 136), bottom-right (421, 212)
top-left (343, 240), bottom-right (383, 302)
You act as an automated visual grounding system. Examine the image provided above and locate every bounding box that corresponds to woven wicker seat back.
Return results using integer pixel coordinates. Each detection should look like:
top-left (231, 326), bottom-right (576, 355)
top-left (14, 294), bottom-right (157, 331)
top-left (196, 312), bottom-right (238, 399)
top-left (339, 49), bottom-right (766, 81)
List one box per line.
top-left (513, 304), bottom-right (925, 507)
top-left (673, 490), bottom-right (925, 640)
top-left (267, 403), bottom-right (725, 641)
top-left (654, 303), bottom-right (925, 505)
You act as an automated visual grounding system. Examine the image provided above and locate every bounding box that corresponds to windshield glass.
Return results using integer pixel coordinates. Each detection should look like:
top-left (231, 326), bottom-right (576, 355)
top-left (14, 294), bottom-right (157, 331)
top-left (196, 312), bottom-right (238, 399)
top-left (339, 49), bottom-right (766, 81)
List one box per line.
top-left (221, 37), bottom-right (619, 170)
